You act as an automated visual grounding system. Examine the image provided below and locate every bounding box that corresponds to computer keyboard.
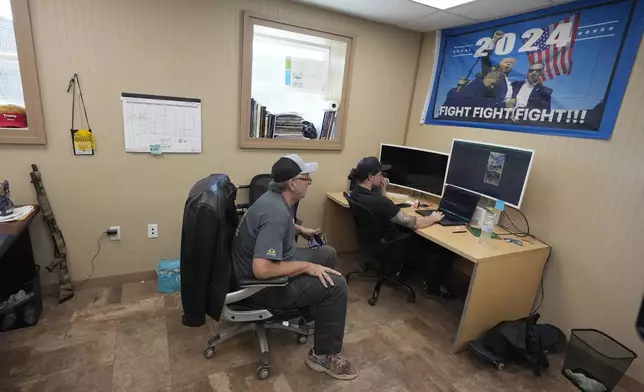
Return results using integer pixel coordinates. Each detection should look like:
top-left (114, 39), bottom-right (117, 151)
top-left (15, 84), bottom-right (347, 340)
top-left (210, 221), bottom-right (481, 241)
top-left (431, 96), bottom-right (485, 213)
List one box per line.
top-left (416, 209), bottom-right (465, 226)
top-left (415, 209), bottom-right (437, 217)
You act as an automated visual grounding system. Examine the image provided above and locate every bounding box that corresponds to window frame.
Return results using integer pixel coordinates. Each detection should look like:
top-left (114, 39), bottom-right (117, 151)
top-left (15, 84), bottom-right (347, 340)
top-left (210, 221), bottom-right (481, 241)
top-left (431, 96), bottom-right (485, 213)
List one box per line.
top-left (239, 11), bottom-right (354, 151)
top-left (0, 0), bottom-right (46, 145)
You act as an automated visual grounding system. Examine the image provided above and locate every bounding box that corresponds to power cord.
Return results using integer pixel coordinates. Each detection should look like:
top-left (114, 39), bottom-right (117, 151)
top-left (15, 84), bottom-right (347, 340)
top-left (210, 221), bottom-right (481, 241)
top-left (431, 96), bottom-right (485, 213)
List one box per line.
top-left (498, 206), bottom-right (551, 315)
top-left (76, 231), bottom-right (109, 287)
top-left (500, 208), bottom-right (530, 237)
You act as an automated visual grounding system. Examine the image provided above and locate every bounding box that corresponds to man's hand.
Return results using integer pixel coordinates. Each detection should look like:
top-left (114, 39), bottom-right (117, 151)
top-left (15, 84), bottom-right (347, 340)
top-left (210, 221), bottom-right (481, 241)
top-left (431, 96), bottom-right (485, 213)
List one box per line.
top-left (428, 211), bottom-right (444, 224)
top-left (305, 263), bottom-right (342, 288)
top-left (298, 226), bottom-right (321, 239)
top-left (505, 98), bottom-right (517, 108)
top-left (379, 177), bottom-right (389, 195)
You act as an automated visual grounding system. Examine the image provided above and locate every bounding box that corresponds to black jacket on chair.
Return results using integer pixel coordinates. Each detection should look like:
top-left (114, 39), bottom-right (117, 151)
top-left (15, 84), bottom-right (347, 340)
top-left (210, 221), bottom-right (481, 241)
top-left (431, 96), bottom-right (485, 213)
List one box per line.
top-left (180, 174), bottom-right (239, 327)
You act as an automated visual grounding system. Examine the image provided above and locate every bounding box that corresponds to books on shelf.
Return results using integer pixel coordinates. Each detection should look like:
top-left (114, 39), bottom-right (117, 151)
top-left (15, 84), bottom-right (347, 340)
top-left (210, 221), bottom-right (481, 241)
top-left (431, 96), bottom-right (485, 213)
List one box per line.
top-left (320, 110), bottom-right (338, 140)
top-left (249, 98), bottom-right (278, 138)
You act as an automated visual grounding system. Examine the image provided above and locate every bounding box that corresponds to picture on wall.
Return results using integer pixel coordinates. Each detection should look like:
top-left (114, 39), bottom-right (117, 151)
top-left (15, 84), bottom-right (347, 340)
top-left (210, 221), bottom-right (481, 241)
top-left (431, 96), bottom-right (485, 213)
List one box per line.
top-left (421, 0), bottom-right (644, 140)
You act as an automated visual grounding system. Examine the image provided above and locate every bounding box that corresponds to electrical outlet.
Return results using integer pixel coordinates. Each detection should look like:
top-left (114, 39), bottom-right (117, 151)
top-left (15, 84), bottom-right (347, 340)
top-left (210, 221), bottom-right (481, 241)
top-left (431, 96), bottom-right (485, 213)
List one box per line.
top-left (148, 224), bottom-right (158, 239)
top-left (108, 226), bottom-right (121, 241)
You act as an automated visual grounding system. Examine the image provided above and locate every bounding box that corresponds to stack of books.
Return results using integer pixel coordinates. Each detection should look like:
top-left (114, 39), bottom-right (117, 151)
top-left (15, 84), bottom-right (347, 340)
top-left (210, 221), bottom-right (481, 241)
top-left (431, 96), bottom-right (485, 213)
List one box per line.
top-left (273, 113), bottom-right (304, 139)
top-left (249, 98), bottom-right (276, 138)
top-left (319, 110), bottom-right (338, 140)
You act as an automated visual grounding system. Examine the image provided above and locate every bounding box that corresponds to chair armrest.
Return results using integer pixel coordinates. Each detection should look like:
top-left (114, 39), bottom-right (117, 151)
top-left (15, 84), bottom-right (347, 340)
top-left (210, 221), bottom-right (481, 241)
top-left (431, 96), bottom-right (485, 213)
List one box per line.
top-left (238, 276), bottom-right (288, 288)
top-left (225, 276), bottom-right (289, 304)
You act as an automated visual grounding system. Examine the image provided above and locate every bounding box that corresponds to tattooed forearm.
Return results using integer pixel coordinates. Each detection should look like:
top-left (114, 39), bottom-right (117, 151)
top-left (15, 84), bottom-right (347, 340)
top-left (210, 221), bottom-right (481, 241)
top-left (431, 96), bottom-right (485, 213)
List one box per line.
top-left (391, 211), bottom-right (417, 230)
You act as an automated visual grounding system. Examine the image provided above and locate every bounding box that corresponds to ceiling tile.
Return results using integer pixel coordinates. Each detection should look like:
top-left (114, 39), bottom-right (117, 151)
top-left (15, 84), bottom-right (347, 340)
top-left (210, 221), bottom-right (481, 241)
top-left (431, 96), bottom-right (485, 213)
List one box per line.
top-left (397, 10), bottom-right (475, 32)
top-left (447, 0), bottom-right (553, 21)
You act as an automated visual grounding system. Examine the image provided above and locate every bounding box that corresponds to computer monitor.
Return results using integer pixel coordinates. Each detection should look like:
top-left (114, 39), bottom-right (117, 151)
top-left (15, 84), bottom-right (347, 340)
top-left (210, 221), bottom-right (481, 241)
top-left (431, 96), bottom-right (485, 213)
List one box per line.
top-left (379, 144), bottom-right (449, 197)
top-left (445, 139), bottom-right (534, 208)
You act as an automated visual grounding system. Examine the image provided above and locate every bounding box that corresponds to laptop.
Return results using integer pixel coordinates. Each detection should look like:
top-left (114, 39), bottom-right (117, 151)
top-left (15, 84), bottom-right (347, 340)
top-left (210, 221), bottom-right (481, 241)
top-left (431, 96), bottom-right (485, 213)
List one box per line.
top-left (416, 185), bottom-right (479, 226)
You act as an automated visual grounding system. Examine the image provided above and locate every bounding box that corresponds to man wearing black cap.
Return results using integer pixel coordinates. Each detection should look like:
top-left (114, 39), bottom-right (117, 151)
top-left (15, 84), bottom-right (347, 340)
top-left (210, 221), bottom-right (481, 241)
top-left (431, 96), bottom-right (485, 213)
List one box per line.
top-left (233, 154), bottom-right (358, 380)
top-left (349, 157), bottom-right (455, 299)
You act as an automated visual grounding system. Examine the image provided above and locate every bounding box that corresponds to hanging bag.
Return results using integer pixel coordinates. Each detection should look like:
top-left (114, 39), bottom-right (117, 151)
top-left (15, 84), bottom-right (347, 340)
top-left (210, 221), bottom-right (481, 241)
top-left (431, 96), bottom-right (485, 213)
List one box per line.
top-left (67, 74), bottom-right (95, 155)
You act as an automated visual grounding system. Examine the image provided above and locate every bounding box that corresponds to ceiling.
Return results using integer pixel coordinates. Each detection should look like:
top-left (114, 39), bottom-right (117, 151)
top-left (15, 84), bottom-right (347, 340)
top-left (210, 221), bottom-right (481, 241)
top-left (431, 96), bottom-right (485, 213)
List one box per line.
top-left (290, 0), bottom-right (573, 32)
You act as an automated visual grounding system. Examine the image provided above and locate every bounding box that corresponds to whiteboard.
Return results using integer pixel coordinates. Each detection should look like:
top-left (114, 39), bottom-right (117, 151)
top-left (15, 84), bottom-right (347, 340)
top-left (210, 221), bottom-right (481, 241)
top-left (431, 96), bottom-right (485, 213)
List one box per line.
top-left (121, 93), bottom-right (202, 153)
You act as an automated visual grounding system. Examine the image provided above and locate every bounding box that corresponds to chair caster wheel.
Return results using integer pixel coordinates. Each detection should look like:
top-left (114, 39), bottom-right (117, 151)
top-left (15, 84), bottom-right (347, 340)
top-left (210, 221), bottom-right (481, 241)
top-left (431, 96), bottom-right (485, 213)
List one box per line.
top-left (204, 347), bottom-right (215, 359)
top-left (497, 363), bottom-right (505, 370)
top-left (256, 365), bottom-right (270, 380)
top-left (297, 334), bottom-right (308, 344)
top-left (368, 298), bottom-right (377, 306)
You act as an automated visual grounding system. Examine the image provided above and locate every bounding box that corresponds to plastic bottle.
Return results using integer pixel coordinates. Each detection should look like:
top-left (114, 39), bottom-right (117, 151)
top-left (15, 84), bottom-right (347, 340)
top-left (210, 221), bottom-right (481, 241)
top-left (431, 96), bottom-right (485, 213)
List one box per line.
top-left (479, 210), bottom-right (494, 246)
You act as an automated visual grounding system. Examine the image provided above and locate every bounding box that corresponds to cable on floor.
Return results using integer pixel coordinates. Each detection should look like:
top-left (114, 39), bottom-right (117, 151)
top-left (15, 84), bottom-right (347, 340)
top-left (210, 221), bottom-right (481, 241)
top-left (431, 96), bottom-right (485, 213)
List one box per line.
top-left (76, 231), bottom-right (108, 287)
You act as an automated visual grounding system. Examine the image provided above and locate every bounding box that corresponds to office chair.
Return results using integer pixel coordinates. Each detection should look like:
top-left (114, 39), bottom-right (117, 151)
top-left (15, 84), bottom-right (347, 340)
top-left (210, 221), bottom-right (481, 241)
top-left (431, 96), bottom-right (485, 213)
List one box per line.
top-left (236, 174), bottom-right (272, 210)
top-left (237, 173), bottom-right (301, 223)
top-left (180, 174), bottom-right (311, 380)
top-left (343, 192), bottom-right (416, 306)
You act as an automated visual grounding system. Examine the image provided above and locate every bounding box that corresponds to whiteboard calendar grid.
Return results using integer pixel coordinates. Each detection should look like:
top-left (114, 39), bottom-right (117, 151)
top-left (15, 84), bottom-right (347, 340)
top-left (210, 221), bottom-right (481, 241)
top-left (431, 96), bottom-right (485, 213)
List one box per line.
top-left (121, 93), bottom-right (202, 153)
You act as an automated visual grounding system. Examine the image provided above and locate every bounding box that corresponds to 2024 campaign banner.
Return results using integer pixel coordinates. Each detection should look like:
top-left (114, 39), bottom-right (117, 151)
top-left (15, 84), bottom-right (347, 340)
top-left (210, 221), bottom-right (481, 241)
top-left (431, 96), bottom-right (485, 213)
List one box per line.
top-left (422, 0), bottom-right (644, 139)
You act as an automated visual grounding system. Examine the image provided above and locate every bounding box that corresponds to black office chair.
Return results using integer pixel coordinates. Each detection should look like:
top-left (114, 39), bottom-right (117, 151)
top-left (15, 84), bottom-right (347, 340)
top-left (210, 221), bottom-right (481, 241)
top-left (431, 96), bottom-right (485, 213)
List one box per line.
top-left (180, 174), bottom-right (310, 380)
top-left (237, 174), bottom-right (272, 210)
top-left (343, 192), bottom-right (415, 306)
top-left (237, 173), bottom-right (301, 225)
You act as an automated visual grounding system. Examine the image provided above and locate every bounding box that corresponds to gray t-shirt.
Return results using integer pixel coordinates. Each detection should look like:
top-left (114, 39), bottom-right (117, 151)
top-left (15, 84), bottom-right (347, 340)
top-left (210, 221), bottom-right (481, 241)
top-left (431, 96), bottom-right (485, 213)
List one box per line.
top-left (232, 190), bottom-right (296, 280)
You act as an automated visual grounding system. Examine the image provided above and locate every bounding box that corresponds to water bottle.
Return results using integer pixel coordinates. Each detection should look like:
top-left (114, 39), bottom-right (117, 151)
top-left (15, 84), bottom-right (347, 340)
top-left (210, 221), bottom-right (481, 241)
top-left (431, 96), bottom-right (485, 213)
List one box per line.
top-left (479, 210), bottom-right (494, 246)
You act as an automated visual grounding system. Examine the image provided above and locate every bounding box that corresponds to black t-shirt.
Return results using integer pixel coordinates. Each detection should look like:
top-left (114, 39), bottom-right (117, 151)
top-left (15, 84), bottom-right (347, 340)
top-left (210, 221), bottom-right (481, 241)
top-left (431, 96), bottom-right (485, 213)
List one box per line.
top-left (350, 185), bottom-right (403, 240)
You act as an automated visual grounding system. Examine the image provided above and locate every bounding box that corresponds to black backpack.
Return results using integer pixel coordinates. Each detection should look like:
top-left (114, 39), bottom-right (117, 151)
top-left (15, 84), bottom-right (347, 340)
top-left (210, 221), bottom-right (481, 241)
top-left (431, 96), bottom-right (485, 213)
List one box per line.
top-left (473, 313), bottom-right (564, 375)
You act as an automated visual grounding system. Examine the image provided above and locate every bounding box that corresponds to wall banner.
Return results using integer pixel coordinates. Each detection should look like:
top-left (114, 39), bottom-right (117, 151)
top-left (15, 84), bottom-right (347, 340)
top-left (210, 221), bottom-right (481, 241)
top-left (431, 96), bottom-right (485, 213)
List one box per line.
top-left (422, 0), bottom-right (644, 139)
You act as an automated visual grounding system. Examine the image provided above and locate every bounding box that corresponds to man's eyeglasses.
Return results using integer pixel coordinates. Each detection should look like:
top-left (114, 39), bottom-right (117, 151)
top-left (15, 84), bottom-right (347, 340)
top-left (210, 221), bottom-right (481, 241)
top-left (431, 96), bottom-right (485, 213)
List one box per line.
top-left (295, 176), bottom-right (313, 184)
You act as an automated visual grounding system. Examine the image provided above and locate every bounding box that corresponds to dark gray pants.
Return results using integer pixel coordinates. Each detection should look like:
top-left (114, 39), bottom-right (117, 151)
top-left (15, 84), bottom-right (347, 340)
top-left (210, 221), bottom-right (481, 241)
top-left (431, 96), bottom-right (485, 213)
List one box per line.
top-left (247, 245), bottom-right (347, 355)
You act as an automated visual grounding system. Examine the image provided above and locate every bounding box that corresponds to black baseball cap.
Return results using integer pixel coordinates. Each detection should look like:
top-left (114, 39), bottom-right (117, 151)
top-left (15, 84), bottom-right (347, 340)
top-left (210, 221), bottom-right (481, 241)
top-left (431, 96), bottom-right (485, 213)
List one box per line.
top-left (356, 156), bottom-right (391, 177)
top-left (271, 154), bottom-right (318, 183)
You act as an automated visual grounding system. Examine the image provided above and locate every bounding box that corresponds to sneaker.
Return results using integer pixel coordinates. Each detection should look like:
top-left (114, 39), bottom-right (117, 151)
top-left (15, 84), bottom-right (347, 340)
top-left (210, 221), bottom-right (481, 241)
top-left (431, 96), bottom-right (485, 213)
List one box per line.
top-left (422, 283), bottom-right (454, 300)
top-left (305, 349), bottom-right (359, 380)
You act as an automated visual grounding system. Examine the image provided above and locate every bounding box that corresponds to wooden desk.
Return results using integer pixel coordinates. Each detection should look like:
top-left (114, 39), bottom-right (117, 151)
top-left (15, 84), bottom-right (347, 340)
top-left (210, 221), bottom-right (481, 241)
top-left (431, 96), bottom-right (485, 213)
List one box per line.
top-left (0, 206), bottom-right (40, 300)
top-left (323, 192), bottom-right (549, 352)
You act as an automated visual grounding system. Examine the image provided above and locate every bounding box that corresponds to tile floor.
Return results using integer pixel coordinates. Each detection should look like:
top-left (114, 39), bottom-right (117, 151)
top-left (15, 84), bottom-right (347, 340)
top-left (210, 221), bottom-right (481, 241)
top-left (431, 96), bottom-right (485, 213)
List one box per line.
top-left (0, 256), bottom-right (634, 392)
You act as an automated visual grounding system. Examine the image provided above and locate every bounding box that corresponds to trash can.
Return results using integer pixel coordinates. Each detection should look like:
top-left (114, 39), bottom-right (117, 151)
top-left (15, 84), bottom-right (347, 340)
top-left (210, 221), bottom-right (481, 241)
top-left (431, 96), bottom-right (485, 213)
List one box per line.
top-left (562, 329), bottom-right (637, 392)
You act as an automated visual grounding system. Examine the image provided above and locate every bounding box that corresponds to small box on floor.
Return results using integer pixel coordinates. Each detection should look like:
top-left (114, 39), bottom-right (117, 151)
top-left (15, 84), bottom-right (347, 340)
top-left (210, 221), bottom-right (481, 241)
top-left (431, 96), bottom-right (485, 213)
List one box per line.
top-left (156, 259), bottom-right (180, 294)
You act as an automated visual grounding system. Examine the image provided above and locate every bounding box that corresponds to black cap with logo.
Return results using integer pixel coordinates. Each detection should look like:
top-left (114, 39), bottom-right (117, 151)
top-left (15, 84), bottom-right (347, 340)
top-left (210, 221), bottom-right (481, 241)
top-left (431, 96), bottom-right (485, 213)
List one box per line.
top-left (356, 156), bottom-right (391, 177)
top-left (271, 154), bottom-right (319, 183)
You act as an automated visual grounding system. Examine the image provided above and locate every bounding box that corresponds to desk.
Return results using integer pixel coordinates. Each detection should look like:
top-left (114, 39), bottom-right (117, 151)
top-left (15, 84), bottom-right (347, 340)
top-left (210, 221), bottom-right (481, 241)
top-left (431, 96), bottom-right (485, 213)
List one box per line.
top-left (323, 192), bottom-right (549, 353)
top-left (0, 206), bottom-right (40, 300)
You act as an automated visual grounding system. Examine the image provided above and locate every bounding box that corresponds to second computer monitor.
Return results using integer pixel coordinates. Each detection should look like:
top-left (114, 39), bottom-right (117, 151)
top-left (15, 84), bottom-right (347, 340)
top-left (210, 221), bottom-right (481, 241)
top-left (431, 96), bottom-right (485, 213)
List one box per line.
top-left (379, 144), bottom-right (449, 197)
top-left (445, 139), bottom-right (534, 208)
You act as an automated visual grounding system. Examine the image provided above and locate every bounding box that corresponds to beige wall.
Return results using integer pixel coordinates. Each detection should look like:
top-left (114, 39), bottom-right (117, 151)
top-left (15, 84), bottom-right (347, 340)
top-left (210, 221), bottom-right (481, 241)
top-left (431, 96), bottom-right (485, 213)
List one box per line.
top-left (0, 0), bottom-right (420, 284)
top-left (407, 33), bottom-right (644, 381)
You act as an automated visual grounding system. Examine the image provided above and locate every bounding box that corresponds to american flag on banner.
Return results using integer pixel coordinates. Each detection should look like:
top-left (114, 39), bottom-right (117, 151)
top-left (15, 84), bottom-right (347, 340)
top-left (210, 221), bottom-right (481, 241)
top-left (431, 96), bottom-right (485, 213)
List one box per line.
top-left (524, 13), bottom-right (581, 80)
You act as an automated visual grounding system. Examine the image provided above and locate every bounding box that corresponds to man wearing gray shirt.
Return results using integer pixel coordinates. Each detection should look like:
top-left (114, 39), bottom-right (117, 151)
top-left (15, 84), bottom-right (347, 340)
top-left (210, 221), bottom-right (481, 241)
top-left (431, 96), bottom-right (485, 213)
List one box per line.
top-left (233, 154), bottom-right (357, 380)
